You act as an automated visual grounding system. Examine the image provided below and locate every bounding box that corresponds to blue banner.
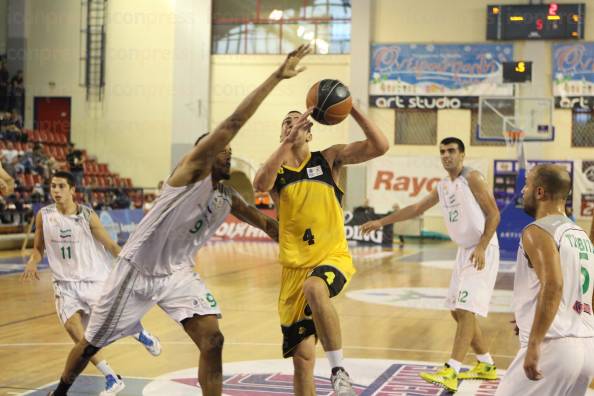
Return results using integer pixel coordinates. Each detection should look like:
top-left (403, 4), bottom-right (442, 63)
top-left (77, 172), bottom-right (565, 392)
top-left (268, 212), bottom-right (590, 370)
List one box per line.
top-left (369, 44), bottom-right (513, 108)
top-left (494, 159), bottom-right (574, 262)
top-left (553, 43), bottom-right (594, 109)
top-left (98, 209), bottom-right (144, 245)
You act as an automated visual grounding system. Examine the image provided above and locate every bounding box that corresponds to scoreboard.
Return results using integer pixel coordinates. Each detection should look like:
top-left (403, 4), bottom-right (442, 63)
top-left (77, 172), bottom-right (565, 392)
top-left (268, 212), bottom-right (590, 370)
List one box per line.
top-left (487, 3), bottom-right (585, 40)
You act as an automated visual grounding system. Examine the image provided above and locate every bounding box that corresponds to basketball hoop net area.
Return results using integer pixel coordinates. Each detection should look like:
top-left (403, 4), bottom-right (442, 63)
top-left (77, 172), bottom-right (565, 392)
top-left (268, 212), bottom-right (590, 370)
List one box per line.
top-left (476, 96), bottom-right (555, 145)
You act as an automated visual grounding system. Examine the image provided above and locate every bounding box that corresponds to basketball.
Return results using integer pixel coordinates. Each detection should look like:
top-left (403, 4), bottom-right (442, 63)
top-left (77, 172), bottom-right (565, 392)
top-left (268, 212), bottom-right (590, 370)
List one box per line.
top-left (305, 79), bottom-right (352, 125)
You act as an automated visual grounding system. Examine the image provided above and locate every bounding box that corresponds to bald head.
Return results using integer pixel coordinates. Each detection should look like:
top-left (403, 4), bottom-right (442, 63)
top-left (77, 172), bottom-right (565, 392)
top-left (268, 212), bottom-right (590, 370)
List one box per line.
top-left (523, 164), bottom-right (571, 217)
top-left (531, 164), bottom-right (571, 200)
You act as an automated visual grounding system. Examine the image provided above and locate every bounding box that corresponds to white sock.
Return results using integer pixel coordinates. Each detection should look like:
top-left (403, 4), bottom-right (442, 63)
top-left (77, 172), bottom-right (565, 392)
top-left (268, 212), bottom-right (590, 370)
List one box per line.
top-left (447, 358), bottom-right (462, 373)
top-left (326, 349), bottom-right (343, 369)
top-left (476, 352), bottom-right (494, 365)
top-left (96, 360), bottom-right (117, 378)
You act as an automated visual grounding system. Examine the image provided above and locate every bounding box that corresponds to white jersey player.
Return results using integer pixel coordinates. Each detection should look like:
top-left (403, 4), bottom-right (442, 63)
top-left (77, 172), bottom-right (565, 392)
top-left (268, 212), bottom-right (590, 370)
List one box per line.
top-left (48, 44), bottom-right (309, 396)
top-left (496, 165), bottom-right (594, 396)
top-left (361, 137), bottom-right (501, 393)
top-left (22, 171), bottom-right (161, 396)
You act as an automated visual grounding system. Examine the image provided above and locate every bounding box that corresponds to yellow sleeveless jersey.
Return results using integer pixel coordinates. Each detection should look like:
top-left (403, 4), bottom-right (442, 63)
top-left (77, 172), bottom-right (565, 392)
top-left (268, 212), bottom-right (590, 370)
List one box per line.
top-left (273, 151), bottom-right (352, 269)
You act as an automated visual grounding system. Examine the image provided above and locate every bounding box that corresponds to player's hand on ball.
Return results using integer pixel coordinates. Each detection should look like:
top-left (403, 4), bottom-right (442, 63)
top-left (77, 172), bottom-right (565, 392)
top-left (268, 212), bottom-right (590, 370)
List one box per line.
top-left (276, 44), bottom-right (311, 79)
top-left (470, 245), bottom-right (486, 270)
top-left (361, 220), bottom-right (382, 235)
top-left (282, 109), bottom-right (313, 145)
top-left (21, 262), bottom-right (40, 281)
top-left (524, 344), bottom-right (543, 381)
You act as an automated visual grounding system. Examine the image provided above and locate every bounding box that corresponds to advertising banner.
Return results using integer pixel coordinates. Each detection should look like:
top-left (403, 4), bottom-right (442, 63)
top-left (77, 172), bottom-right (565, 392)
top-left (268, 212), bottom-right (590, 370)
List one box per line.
top-left (553, 43), bottom-right (594, 109)
top-left (98, 209), bottom-right (145, 245)
top-left (366, 156), bottom-right (489, 215)
top-left (370, 44), bottom-right (514, 109)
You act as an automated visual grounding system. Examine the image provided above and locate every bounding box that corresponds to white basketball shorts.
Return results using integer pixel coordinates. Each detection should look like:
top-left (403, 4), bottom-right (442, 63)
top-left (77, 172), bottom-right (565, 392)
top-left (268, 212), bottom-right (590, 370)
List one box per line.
top-left (85, 258), bottom-right (221, 348)
top-left (445, 243), bottom-right (500, 317)
top-left (53, 280), bottom-right (105, 325)
top-left (496, 337), bottom-right (594, 396)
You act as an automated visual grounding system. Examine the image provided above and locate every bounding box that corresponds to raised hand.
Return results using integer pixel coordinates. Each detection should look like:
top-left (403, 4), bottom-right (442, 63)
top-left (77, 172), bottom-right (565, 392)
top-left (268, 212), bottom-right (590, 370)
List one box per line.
top-left (275, 44), bottom-right (311, 79)
top-left (282, 109), bottom-right (313, 146)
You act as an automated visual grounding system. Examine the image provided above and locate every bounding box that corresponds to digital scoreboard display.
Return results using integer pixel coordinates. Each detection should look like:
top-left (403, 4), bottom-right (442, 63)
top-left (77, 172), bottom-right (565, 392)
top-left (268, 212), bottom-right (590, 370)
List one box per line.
top-left (487, 3), bottom-right (585, 40)
top-left (503, 61), bottom-right (532, 83)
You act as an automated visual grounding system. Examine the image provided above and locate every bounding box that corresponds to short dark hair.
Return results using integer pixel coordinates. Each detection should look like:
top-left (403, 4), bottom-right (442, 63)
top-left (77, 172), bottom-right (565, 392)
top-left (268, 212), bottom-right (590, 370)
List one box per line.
top-left (281, 110), bottom-right (302, 126)
top-left (194, 133), bottom-right (209, 146)
top-left (51, 171), bottom-right (76, 188)
top-left (532, 164), bottom-right (572, 200)
top-left (440, 137), bottom-right (465, 153)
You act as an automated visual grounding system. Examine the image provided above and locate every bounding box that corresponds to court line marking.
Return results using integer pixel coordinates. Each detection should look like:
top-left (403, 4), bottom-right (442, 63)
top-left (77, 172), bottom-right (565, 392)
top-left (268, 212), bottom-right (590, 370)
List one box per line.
top-left (0, 340), bottom-right (516, 359)
top-left (0, 312), bottom-right (55, 328)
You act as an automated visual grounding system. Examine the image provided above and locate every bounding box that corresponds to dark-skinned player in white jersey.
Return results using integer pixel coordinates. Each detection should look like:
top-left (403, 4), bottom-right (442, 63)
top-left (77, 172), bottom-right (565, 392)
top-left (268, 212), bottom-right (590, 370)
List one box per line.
top-left (48, 44), bottom-right (311, 396)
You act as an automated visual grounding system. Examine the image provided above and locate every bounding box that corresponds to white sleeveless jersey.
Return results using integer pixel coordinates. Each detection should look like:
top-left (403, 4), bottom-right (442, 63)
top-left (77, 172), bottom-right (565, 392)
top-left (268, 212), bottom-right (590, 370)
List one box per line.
top-left (120, 175), bottom-right (232, 276)
top-left (41, 204), bottom-right (113, 281)
top-left (436, 167), bottom-right (498, 248)
top-left (514, 215), bottom-right (594, 347)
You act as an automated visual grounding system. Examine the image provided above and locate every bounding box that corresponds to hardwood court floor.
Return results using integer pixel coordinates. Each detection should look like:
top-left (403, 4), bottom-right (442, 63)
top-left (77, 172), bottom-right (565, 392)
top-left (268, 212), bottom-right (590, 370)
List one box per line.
top-left (0, 240), bottom-right (565, 395)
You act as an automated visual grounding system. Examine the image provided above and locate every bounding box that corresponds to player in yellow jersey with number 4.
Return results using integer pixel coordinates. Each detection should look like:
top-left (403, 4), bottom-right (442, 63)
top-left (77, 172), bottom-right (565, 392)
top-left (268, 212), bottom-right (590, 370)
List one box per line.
top-left (254, 104), bottom-right (388, 396)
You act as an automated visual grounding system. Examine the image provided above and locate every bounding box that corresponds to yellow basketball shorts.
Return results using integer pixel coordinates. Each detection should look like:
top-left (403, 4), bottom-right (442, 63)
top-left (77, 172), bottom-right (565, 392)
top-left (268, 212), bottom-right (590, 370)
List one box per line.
top-left (278, 256), bottom-right (355, 358)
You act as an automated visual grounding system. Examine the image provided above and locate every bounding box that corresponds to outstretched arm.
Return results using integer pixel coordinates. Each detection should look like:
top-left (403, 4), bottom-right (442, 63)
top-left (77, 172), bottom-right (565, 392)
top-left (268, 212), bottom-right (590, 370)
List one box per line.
top-left (361, 189), bottom-right (439, 235)
top-left (169, 45), bottom-right (311, 187)
top-left (89, 211), bottom-right (121, 257)
top-left (22, 211), bottom-right (44, 281)
top-left (230, 188), bottom-right (278, 241)
top-left (322, 104), bottom-right (389, 170)
top-left (521, 225), bottom-right (563, 381)
top-left (0, 162), bottom-right (14, 195)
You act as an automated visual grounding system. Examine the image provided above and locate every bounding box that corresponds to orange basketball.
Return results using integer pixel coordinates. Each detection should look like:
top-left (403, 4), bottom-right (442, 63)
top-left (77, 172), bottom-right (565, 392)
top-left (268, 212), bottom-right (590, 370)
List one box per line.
top-left (306, 79), bottom-right (352, 125)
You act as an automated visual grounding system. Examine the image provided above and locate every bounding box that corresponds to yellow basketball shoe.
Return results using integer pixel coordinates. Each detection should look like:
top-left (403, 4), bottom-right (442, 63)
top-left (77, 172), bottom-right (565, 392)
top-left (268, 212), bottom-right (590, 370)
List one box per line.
top-left (458, 361), bottom-right (498, 380)
top-left (419, 364), bottom-right (458, 392)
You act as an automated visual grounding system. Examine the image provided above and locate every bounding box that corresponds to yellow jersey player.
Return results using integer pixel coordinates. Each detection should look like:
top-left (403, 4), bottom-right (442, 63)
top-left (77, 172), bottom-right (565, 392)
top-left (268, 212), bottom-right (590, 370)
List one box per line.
top-left (254, 105), bottom-right (388, 396)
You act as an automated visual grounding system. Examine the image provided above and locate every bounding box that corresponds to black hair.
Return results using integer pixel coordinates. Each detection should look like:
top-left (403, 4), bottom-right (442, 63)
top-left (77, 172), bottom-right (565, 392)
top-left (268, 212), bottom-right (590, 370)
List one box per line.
top-left (440, 137), bottom-right (465, 153)
top-left (51, 171), bottom-right (76, 188)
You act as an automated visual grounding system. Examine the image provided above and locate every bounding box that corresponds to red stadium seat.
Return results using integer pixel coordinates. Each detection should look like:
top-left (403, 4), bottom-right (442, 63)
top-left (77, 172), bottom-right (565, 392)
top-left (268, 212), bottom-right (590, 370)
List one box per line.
top-left (98, 163), bottom-right (109, 175)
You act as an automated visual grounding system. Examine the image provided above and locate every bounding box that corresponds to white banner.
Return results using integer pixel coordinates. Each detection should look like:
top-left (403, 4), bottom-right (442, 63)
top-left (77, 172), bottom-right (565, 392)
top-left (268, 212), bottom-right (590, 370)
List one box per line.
top-left (366, 156), bottom-right (489, 215)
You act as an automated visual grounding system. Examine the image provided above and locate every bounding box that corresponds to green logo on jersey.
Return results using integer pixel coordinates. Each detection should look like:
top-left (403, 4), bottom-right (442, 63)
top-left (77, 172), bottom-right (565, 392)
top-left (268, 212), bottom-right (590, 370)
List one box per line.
top-left (59, 228), bottom-right (72, 238)
top-left (581, 267), bottom-right (590, 295)
top-left (565, 235), bottom-right (594, 255)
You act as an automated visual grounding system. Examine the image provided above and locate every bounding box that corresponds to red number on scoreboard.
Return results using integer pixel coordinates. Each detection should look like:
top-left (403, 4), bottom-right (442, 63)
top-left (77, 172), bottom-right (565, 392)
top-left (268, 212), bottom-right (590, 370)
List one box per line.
top-left (548, 3), bottom-right (558, 16)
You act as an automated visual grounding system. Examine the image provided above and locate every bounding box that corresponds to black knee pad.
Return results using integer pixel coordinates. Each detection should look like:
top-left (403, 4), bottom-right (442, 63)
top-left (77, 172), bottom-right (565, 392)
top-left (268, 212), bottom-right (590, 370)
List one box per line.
top-left (82, 344), bottom-right (101, 359)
